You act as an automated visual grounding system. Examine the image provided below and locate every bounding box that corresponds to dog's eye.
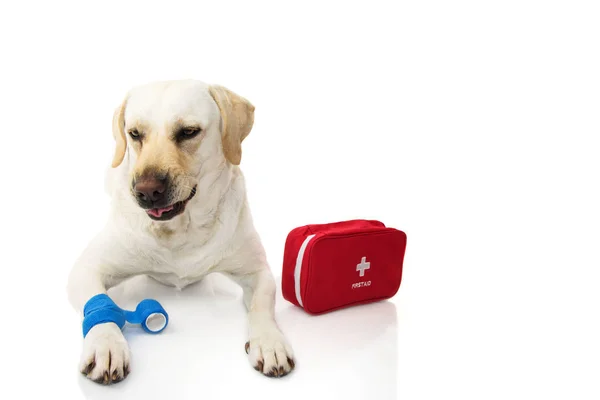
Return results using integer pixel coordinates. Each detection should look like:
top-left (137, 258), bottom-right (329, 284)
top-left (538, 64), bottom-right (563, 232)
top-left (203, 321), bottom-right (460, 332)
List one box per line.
top-left (128, 129), bottom-right (141, 140)
top-left (182, 128), bottom-right (201, 137)
top-left (177, 127), bottom-right (202, 141)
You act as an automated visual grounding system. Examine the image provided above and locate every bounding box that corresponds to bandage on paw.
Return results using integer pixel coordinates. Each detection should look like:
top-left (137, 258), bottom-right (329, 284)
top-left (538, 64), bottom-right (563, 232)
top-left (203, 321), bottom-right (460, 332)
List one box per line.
top-left (82, 294), bottom-right (169, 337)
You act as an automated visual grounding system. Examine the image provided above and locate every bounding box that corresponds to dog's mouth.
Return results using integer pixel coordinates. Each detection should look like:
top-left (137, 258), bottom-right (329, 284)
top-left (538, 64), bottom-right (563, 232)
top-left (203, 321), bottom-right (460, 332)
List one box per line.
top-left (146, 186), bottom-right (197, 221)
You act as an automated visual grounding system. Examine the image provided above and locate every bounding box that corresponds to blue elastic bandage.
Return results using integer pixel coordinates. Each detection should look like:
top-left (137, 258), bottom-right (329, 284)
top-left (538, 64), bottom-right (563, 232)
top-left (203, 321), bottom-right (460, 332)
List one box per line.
top-left (82, 294), bottom-right (169, 337)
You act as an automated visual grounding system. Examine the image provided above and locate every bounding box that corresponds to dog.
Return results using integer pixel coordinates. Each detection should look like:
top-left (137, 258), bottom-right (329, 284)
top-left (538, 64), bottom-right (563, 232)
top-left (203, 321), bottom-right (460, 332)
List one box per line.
top-left (67, 80), bottom-right (295, 384)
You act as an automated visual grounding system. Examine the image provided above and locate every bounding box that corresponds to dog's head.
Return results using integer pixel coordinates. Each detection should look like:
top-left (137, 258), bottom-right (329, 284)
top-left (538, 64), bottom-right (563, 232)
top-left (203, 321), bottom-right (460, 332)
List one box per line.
top-left (111, 80), bottom-right (254, 221)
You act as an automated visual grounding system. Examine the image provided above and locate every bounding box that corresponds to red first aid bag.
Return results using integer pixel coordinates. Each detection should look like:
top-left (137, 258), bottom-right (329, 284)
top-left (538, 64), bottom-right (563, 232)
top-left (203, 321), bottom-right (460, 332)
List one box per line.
top-left (281, 220), bottom-right (407, 315)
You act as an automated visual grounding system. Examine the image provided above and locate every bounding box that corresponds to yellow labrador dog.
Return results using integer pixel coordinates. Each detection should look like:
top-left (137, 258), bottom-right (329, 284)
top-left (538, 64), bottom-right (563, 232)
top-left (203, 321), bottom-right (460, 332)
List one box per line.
top-left (67, 80), bottom-right (295, 384)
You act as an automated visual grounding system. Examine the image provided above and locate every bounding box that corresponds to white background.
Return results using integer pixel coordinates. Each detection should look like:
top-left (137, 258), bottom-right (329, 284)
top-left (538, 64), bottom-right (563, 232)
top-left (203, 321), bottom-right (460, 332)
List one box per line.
top-left (1, 1), bottom-right (599, 399)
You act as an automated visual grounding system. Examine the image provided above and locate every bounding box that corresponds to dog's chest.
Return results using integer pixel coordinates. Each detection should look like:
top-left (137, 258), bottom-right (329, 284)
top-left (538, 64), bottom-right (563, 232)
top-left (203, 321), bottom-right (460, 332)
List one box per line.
top-left (142, 235), bottom-right (221, 289)
top-left (132, 211), bottom-right (239, 289)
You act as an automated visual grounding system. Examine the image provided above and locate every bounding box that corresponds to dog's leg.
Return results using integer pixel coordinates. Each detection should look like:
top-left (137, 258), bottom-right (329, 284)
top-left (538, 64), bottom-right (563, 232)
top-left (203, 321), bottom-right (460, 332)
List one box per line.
top-left (229, 269), bottom-right (295, 377)
top-left (68, 256), bottom-right (131, 385)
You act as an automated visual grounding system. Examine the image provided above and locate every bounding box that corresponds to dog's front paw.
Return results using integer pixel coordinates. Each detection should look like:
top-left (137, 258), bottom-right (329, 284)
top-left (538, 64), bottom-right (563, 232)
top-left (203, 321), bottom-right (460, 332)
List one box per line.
top-left (80, 323), bottom-right (131, 385)
top-left (245, 326), bottom-right (295, 378)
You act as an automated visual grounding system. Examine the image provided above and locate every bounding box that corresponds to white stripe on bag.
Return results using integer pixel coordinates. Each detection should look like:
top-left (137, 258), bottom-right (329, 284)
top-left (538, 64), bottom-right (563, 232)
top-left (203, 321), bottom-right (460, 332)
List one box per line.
top-left (294, 234), bottom-right (316, 307)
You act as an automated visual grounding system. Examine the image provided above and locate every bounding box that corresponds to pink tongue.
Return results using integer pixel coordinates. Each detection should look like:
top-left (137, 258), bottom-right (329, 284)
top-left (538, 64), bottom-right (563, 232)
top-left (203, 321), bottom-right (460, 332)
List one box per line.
top-left (147, 205), bottom-right (174, 217)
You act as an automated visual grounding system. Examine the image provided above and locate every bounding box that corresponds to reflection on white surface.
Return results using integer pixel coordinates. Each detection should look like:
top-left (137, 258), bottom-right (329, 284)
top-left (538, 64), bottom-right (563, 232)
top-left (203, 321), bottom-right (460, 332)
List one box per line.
top-left (76, 274), bottom-right (398, 400)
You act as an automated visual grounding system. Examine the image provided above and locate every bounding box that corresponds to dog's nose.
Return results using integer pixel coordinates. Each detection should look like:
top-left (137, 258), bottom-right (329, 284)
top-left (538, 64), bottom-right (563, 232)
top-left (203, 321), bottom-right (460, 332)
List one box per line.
top-left (134, 176), bottom-right (166, 205)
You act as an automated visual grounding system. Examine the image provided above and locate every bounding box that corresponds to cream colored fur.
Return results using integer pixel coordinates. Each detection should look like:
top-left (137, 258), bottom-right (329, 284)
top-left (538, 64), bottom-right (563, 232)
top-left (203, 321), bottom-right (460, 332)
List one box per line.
top-left (67, 79), bottom-right (294, 384)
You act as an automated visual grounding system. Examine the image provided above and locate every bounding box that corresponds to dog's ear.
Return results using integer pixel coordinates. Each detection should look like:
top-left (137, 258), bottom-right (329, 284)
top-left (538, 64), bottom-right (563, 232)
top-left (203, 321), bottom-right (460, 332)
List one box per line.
top-left (111, 99), bottom-right (127, 168)
top-left (208, 85), bottom-right (255, 165)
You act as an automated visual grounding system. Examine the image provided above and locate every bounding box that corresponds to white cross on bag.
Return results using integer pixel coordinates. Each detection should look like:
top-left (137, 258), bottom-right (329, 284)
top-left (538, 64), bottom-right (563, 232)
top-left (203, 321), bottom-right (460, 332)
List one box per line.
top-left (356, 256), bottom-right (371, 277)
